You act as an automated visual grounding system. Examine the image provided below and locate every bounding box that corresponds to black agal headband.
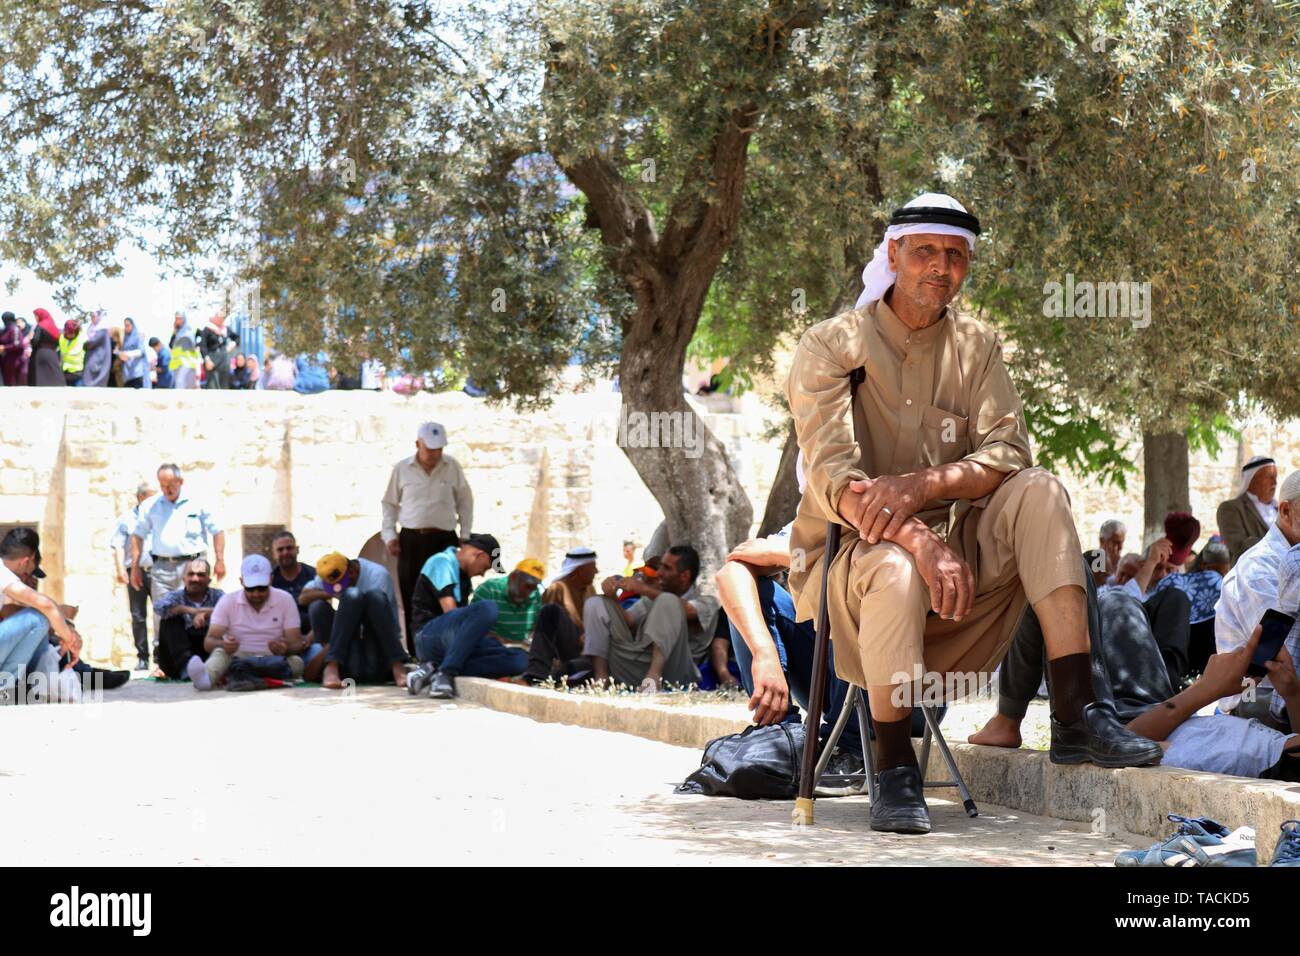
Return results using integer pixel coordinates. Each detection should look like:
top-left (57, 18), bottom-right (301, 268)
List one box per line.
top-left (888, 205), bottom-right (981, 235)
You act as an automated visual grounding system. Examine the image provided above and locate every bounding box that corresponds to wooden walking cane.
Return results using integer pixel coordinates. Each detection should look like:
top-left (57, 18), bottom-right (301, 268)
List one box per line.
top-left (791, 518), bottom-right (840, 826)
top-left (792, 366), bottom-right (862, 827)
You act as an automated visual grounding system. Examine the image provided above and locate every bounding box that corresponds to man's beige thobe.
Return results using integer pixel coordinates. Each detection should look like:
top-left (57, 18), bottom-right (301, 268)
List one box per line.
top-left (786, 297), bottom-right (1085, 693)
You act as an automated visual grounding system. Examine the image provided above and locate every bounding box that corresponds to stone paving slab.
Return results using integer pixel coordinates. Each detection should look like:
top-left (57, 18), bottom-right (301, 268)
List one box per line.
top-left (457, 677), bottom-right (1300, 845)
top-left (0, 679), bottom-right (1140, 866)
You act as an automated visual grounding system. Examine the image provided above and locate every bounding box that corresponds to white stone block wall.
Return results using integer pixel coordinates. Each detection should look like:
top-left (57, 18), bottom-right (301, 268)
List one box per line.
top-left (4, 386), bottom-right (1297, 666)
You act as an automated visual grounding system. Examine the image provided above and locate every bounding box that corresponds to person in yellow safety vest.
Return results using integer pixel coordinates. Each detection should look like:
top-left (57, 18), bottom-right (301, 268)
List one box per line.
top-left (59, 319), bottom-right (86, 386)
top-left (169, 314), bottom-right (202, 389)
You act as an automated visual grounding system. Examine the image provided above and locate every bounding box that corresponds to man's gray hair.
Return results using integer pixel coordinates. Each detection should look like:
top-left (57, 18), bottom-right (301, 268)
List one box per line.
top-left (185, 557), bottom-right (211, 575)
top-left (157, 463), bottom-right (183, 480)
top-left (135, 482), bottom-right (153, 497)
top-left (1099, 519), bottom-right (1126, 539)
top-left (1201, 541), bottom-right (1231, 566)
top-left (1280, 469), bottom-right (1300, 507)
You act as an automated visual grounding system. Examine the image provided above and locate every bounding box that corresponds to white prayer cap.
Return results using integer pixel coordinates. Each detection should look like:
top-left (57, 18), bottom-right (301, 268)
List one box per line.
top-left (1279, 469), bottom-right (1300, 506)
top-left (855, 192), bottom-right (981, 309)
top-left (417, 421), bottom-right (447, 450)
top-left (1239, 455), bottom-right (1277, 495)
top-left (548, 546), bottom-right (596, 587)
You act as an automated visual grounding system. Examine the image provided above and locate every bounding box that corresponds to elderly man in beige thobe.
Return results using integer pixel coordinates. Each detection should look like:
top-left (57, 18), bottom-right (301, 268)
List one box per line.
top-left (787, 194), bottom-right (1161, 834)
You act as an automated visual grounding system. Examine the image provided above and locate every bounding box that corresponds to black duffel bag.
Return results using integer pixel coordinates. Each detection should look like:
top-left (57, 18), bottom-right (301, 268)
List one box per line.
top-left (674, 721), bottom-right (805, 799)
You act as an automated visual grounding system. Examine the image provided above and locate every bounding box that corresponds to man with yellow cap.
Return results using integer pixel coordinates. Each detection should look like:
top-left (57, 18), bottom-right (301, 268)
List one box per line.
top-left (297, 550), bottom-right (410, 689)
top-left (469, 558), bottom-right (545, 648)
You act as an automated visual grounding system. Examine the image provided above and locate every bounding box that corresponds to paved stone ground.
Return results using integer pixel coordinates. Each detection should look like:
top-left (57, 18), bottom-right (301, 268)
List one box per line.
top-left (1, 679), bottom-right (1135, 866)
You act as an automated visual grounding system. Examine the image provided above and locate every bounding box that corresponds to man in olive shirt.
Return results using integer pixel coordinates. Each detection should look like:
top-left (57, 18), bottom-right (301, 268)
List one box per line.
top-left (787, 193), bottom-right (1160, 834)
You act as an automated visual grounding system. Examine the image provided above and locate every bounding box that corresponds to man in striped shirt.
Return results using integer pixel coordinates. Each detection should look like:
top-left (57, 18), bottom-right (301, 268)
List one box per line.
top-left (469, 559), bottom-right (545, 648)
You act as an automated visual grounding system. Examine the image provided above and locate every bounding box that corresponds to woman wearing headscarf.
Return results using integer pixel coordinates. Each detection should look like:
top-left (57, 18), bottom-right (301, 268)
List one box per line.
top-left (28, 308), bottom-right (63, 386)
top-left (0, 311), bottom-right (25, 386)
top-left (59, 318), bottom-right (87, 385)
top-left (169, 313), bottom-right (202, 389)
top-left (115, 316), bottom-right (151, 389)
top-left (80, 309), bottom-right (113, 387)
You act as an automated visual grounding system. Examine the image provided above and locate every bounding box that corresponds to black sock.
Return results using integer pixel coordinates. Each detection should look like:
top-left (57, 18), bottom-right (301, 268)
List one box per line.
top-left (1047, 652), bottom-right (1094, 725)
top-left (873, 715), bottom-right (919, 773)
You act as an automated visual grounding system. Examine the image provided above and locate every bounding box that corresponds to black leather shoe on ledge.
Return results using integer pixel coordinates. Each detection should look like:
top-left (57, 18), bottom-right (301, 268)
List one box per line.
top-left (1050, 701), bottom-right (1163, 768)
top-left (869, 766), bottom-right (932, 834)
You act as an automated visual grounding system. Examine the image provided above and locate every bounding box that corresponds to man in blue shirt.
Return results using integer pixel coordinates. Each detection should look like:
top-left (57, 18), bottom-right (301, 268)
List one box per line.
top-left (406, 533), bottom-right (519, 699)
top-left (129, 464), bottom-right (225, 639)
top-left (299, 551), bottom-right (409, 689)
top-left (149, 337), bottom-right (173, 389)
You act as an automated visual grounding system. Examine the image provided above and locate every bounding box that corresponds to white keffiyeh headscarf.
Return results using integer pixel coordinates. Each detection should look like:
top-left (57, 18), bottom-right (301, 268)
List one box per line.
top-left (855, 192), bottom-right (980, 309)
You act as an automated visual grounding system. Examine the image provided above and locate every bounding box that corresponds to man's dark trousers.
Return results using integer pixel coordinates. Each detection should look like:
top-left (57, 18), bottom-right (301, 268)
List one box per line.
top-left (129, 568), bottom-right (152, 665)
top-left (156, 616), bottom-right (208, 679)
top-left (396, 527), bottom-right (458, 652)
top-left (310, 587), bottom-right (409, 683)
top-left (524, 604), bottom-right (590, 682)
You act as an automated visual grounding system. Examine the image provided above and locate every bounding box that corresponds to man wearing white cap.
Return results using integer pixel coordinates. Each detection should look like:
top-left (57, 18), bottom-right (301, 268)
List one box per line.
top-left (381, 421), bottom-right (474, 644)
top-left (1217, 455), bottom-right (1278, 566)
top-left (186, 554), bottom-right (307, 691)
top-left (787, 192), bottom-right (1161, 834)
top-left (523, 546), bottom-right (599, 683)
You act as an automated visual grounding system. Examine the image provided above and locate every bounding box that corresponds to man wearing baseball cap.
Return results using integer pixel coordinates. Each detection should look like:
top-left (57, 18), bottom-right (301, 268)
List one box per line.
top-left (468, 558), bottom-right (546, 648)
top-left (380, 421), bottom-right (475, 648)
top-left (406, 533), bottom-right (522, 698)
top-left (186, 554), bottom-right (308, 691)
top-left (298, 550), bottom-right (410, 689)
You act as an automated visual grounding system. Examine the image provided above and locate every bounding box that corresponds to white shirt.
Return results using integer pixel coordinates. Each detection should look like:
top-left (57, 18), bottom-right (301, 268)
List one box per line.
top-left (1215, 522), bottom-right (1293, 711)
top-left (1248, 491), bottom-right (1279, 527)
top-left (380, 454), bottom-right (473, 544)
top-left (0, 562), bottom-right (19, 606)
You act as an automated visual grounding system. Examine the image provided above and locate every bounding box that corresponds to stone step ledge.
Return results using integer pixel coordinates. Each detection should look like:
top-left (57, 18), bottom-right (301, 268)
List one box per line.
top-left (458, 677), bottom-right (1300, 844)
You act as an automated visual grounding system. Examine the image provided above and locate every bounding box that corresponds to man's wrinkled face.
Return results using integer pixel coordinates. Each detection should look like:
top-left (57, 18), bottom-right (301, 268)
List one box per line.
top-left (1250, 465), bottom-right (1279, 504)
top-left (887, 233), bottom-right (970, 315)
top-left (1101, 531), bottom-right (1125, 567)
top-left (184, 562), bottom-right (210, 595)
top-left (1279, 499), bottom-right (1300, 545)
top-left (415, 440), bottom-right (443, 470)
top-left (157, 469), bottom-right (183, 502)
top-left (272, 537), bottom-right (299, 570)
top-left (507, 570), bottom-right (540, 604)
top-left (1114, 555), bottom-right (1142, 586)
top-left (568, 562), bottom-right (597, 591)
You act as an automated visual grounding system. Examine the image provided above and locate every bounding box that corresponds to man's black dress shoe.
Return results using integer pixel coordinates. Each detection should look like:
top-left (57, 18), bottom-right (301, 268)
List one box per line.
top-left (1050, 701), bottom-right (1163, 768)
top-left (869, 765), bottom-right (932, 834)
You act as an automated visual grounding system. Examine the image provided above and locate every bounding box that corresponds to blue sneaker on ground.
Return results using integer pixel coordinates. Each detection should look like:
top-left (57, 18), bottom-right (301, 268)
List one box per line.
top-left (1270, 820), bottom-right (1300, 867)
top-left (1115, 814), bottom-right (1256, 867)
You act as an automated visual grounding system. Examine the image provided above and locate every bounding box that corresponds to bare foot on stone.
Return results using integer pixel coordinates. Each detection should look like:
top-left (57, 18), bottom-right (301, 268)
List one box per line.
top-left (323, 662), bottom-right (344, 690)
top-left (392, 663), bottom-right (408, 689)
top-left (967, 713), bottom-right (1023, 749)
